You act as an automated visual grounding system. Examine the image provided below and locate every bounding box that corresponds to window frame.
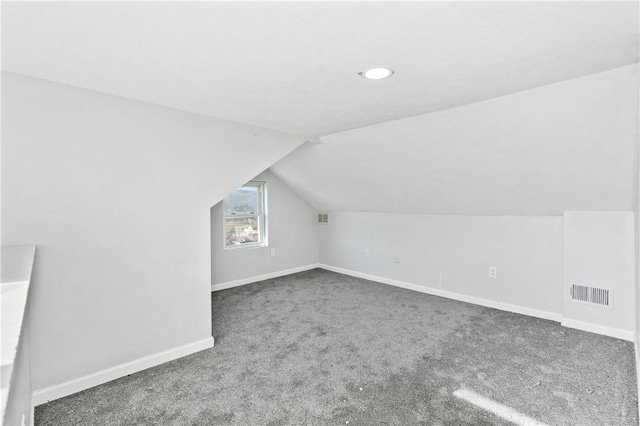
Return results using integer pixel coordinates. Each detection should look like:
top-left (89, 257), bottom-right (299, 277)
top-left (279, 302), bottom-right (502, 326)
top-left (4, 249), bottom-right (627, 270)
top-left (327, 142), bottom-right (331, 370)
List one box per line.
top-left (222, 181), bottom-right (268, 250)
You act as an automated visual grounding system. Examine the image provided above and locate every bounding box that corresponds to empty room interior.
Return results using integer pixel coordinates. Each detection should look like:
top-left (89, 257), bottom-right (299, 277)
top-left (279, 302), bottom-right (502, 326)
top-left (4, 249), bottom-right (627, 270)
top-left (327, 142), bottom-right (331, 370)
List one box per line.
top-left (2, 1), bottom-right (640, 425)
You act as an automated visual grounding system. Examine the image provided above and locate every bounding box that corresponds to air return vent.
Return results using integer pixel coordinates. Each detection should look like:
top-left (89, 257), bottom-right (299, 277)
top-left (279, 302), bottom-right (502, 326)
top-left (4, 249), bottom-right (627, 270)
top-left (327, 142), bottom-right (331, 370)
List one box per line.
top-left (317, 213), bottom-right (329, 224)
top-left (569, 284), bottom-right (612, 309)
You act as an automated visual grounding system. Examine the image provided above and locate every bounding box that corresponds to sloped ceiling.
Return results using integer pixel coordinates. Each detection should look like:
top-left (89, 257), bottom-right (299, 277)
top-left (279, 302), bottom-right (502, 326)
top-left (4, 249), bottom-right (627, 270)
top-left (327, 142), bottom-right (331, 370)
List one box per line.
top-left (2, 2), bottom-right (639, 216)
top-left (271, 65), bottom-right (639, 215)
top-left (2, 1), bottom-right (638, 137)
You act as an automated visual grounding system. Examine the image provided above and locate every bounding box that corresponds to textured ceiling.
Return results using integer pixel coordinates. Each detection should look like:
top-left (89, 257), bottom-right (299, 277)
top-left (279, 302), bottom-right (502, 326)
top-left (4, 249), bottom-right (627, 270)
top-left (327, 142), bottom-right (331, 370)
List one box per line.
top-left (2, 1), bottom-right (638, 137)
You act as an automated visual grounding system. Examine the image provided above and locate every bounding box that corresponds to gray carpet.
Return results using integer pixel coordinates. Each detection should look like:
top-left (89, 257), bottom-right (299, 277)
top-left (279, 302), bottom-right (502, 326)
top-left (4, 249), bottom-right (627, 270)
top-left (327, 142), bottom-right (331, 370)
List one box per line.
top-left (35, 269), bottom-right (638, 425)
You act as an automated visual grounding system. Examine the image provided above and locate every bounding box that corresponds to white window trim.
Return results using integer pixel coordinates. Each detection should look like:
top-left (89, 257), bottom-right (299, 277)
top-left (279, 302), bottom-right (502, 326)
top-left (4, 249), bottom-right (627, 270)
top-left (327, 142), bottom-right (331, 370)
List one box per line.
top-left (222, 181), bottom-right (268, 250)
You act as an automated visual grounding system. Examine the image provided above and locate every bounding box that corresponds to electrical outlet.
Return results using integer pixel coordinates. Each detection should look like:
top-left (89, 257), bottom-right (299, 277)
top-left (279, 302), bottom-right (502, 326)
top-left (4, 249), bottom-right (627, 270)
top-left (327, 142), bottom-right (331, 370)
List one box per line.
top-left (393, 255), bottom-right (400, 263)
top-left (489, 266), bottom-right (497, 278)
top-left (364, 248), bottom-right (369, 258)
top-left (271, 248), bottom-right (276, 256)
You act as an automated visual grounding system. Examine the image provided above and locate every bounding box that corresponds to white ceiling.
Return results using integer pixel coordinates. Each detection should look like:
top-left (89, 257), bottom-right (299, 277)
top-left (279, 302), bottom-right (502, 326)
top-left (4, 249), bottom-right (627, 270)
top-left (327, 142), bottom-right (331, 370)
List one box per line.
top-left (271, 65), bottom-right (639, 215)
top-left (3, 2), bottom-right (639, 216)
top-left (2, 1), bottom-right (638, 138)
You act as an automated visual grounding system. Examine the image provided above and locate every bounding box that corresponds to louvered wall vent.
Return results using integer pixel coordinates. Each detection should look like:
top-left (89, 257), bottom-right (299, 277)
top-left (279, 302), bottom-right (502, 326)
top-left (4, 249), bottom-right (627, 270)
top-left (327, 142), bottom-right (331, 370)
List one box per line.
top-left (569, 284), bottom-right (613, 309)
top-left (317, 213), bottom-right (329, 224)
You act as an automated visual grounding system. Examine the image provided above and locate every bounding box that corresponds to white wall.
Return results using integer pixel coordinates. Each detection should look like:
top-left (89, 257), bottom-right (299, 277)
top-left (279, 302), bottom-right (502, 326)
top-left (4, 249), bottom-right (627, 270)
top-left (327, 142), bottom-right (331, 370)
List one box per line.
top-left (563, 211), bottom-right (635, 339)
top-left (319, 213), bottom-right (563, 318)
top-left (319, 212), bottom-right (637, 339)
top-left (211, 170), bottom-right (319, 287)
top-left (1, 73), bottom-right (305, 395)
top-left (635, 114), bottom-right (640, 410)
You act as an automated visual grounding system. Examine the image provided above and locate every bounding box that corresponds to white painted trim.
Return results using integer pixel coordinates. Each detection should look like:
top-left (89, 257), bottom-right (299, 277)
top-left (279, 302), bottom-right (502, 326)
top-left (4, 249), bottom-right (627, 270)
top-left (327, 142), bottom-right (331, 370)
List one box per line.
top-left (215, 263), bottom-right (634, 342)
top-left (318, 264), bottom-right (562, 322)
top-left (635, 336), bottom-right (640, 422)
top-left (32, 337), bottom-right (214, 406)
top-left (560, 318), bottom-right (634, 342)
top-left (211, 263), bottom-right (320, 292)
top-left (319, 264), bottom-right (636, 341)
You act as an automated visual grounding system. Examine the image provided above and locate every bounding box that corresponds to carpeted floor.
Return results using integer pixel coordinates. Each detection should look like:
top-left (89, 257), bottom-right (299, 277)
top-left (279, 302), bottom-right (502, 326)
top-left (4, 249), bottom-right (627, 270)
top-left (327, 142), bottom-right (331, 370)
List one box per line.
top-left (35, 269), bottom-right (638, 425)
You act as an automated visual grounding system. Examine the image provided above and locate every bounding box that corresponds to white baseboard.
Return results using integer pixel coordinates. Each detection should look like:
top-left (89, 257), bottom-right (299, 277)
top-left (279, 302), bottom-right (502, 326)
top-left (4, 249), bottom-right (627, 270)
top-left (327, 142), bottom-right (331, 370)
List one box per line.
top-left (32, 337), bottom-right (214, 406)
top-left (319, 264), bottom-right (637, 342)
top-left (560, 318), bottom-right (634, 342)
top-left (318, 264), bottom-right (562, 322)
top-left (633, 334), bottom-right (640, 411)
top-left (211, 263), bottom-right (320, 292)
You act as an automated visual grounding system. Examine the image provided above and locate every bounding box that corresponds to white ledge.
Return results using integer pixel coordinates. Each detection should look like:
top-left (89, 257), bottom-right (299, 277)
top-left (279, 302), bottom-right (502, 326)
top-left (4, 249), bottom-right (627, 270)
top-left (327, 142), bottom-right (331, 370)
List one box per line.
top-left (1, 245), bottom-right (37, 423)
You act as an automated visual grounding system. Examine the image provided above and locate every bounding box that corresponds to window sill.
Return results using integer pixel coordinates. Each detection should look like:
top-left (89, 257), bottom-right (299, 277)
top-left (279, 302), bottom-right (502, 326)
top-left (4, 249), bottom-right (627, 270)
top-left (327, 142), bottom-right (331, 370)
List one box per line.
top-left (223, 243), bottom-right (268, 251)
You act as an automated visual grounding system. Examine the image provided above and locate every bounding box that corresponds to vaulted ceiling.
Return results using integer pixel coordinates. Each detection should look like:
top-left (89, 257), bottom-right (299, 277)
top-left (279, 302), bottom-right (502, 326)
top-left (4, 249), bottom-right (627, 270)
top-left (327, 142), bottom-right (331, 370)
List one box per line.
top-left (3, 2), bottom-right (639, 215)
top-left (3, 2), bottom-right (638, 137)
top-left (271, 65), bottom-right (639, 215)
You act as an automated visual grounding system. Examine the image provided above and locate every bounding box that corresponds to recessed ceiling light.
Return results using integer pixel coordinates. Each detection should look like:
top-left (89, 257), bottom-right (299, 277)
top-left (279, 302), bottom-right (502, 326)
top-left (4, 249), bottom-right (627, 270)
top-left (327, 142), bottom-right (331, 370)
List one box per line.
top-left (359, 66), bottom-right (394, 80)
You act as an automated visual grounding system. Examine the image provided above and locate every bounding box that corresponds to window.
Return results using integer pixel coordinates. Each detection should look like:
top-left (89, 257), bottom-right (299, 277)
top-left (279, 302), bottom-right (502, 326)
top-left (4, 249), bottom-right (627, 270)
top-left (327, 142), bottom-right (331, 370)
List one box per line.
top-left (223, 182), bottom-right (267, 249)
